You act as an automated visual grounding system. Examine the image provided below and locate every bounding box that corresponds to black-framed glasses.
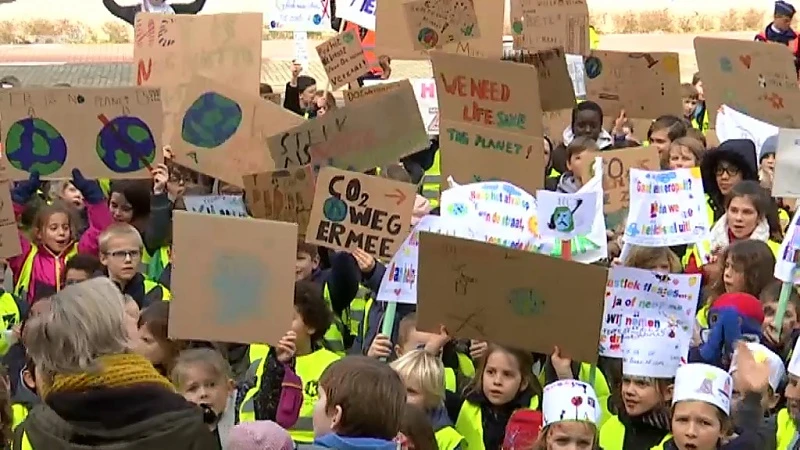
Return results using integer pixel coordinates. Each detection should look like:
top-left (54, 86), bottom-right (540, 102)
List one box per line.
top-left (105, 249), bottom-right (141, 260)
top-left (715, 165), bottom-right (740, 177)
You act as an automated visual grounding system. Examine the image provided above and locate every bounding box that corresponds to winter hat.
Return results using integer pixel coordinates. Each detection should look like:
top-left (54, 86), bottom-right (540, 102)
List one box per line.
top-left (776, 0), bottom-right (796, 17)
top-left (760, 135), bottom-right (778, 162)
top-left (296, 75), bottom-right (317, 93)
top-left (227, 421), bottom-right (293, 450)
top-left (712, 292), bottom-right (765, 325)
top-left (502, 409), bottom-right (543, 449)
top-left (729, 342), bottom-right (785, 392)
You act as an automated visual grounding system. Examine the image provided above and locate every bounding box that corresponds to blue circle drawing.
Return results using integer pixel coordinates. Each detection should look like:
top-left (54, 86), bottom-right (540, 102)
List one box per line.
top-left (447, 203), bottom-right (468, 216)
top-left (181, 92), bottom-right (243, 149)
top-left (719, 57), bottom-right (733, 73)
top-left (212, 253), bottom-right (264, 325)
top-left (270, 20), bottom-right (279, 29)
top-left (323, 197), bottom-right (347, 222)
top-left (313, 14), bottom-right (322, 25)
top-left (96, 116), bottom-right (157, 173)
top-left (584, 56), bottom-right (603, 79)
top-left (5, 117), bottom-right (67, 176)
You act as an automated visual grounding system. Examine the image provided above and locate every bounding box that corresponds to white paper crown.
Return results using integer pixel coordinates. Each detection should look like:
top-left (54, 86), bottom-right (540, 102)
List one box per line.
top-left (729, 342), bottom-right (785, 392)
top-left (622, 337), bottom-right (682, 379)
top-left (542, 380), bottom-right (600, 427)
top-left (673, 363), bottom-right (733, 415)
top-left (789, 338), bottom-right (800, 378)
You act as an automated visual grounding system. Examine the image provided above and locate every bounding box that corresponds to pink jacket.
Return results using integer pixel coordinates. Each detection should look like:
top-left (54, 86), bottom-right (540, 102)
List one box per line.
top-left (9, 202), bottom-right (113, 303)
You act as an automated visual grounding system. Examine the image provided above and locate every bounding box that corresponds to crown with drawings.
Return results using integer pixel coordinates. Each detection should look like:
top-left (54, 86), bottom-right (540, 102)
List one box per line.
top-left (672, 363), bottom-right (733, 415)
top-left (542, 380), bottom-right (600, 427)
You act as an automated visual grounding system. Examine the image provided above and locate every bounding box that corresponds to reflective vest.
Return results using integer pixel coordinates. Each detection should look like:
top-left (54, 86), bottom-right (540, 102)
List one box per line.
top-left (756, 31), bottom-right (800, 55)
top-left (12, 404), bottom-right (28, 430)
top-left (421, 151), bottom-right (441, 208)
top-left (346, 285), bottom-right (369, 339)
top-left (15, 431), bottom-right (33, 450)
top-left (435, 425), bottom-right (465, 450)
top-left (777, 408), bottom-right (797, 449)
top-left (455, 397), bottom-right (539, 450)
top-left (143, 278), bottom-right (172, 302)
top-left (599, 415), bottom-right (671, 450)
top-left (343, 22), bottom-right (381, 75)
top-left (321, 284), bottom-right (346, 355)
top-left (145, 246), bottom-right (170, 281)
top-left (14, 245), bottom-right (78, 300)
top-left (0, 292), bottom-right (21, 355)
top-left (589, 25), bottom-right (600, 50)
top-left (444, 353), bottom-right (477, 393)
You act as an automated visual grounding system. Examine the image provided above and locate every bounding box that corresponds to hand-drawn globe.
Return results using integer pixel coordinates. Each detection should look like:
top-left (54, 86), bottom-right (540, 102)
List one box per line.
top-left (96, 116), bottom-right (157, 173)
top-left (323, 197), bottom-right (347, 222)
top-left (584, 56), bottom-right (603, 79)
top-left (5, 117), bottom-right (67, 176)
top-left (181, 92), bottom-right (243, 149)
top-left (418, 28), bottom-right (439, 49)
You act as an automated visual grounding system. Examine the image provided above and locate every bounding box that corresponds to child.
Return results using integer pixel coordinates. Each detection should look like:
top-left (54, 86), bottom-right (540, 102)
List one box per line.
top-left (534, 380), bottom-right (601, 450)
top-left (135, 301), bottom-right (187, 376)
top-left (760, 280), bottom-right (800, 361)
top-left (691, 72), bottom-right (708, 133)
top-left (400, 404), bottom-right (439, 450)
top-left (99, 223), bottom-right (171, 308)
top-left (759, 135), bottom-right (777, 190)
top-left (621, 245), bottom-right (682, 273)
top-left (664, 137), bottom-right (704, 171)
top-left (707, 181), bottom-right (783, 256)
top-left (646, 115), bottom-right (687, 162)
top-left (448, 344), bottom-right (542, 450)
top-left (778, 336), bottom-right (800, 447)
top-left (390, 349), bottom-right (465, 450)
top-left (63, 254), bottom-right (101, 286)
top-left (546, 137), bottom-right (598, 193)
top-left (309, 356), bottom-right (406, 449)
top-left (10, 170), bottom-right (111, 303)
top-left (681, 83), bottom-right (700, 126)
top-left (728, 342), bottom-right (783, 449)
top-left (314, 90), bottom-right (337, 116)
top-left (48, 180), bottom-right (84, 211)
top-left (599, 338), bottom-right (676, 449)
top-left (700, 139), bottom-right (760, 223)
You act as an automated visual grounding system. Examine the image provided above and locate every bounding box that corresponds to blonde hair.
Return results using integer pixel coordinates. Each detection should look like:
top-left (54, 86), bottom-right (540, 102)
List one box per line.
top-left (47, 180), bottom-right (73, 202)
top-left (99, 223), bottom-right (144, 254)
top-left (390, 349), bottom-right (445, 409)
top-left (24, 277), bottom-right (129, 376)
top-left (622, 245), bottom-right (682, 273)
top-left (171, 347), bottom-right (232, 389)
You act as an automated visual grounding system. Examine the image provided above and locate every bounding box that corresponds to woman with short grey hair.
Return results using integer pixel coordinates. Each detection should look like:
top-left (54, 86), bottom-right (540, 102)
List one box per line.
top-left (14, 277), bottom-right (215, 449)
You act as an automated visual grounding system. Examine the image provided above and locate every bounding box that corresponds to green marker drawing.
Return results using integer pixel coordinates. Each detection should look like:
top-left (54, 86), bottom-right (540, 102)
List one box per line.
top-left (462, 24), bottom-right (474, 36)
top-left (342, 32), bottom-right (354, 44)
top-left (512, 21), bottom-right (523, 34)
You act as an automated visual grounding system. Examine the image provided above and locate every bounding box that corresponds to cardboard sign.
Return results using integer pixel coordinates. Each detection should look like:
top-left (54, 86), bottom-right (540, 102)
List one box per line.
top-left (0, 166), bottom-right (21, 258)
top-left (306, 167), bottom-right (416, 259)
top-left (133, 13), bottom-right (263, 143)
top-left (0, 86), bottom-right (163, 180)
top-left (316, 30), bottom-right (370, 90)
top-left (403, 0), bottom-right (481, 51)
top-left (509, 0), bottom-right (590, 55)
top-left (694, 37), bottom-right (800, 128)
top-left (580, 146), bottom-right (660, 230)
top-left (344, 81), bottom-right (402, 104)
top-left (440, 126), bottom-right (545, 193)
top-left (500, 47), bottom-right (577, 112)
top-left (268, 81), bottom-right (428, 171)
top-left (170, 211), bottom-right (296, 345)
top-left (183, 195), bottom-right (248, 217)
top-left (262, 93), bottom-right (282, 105)
top-left (431, 51), bottom-right (544, 138)
top-left (335, 0), bottom-right (377, 30)
top-left (416, 232), bottom-right (607, 363)
top-left (542, 109), bottom-right (572, 138)
top-left (584, 51), bottom-right (682, 119)
top-left (362, 79), bottom-right (440, 134)
top-left (375, 0), bottom-right (503, 60)
top-left (264, 0), bottom-right (331, 32)
top-left (243, 165), bottom-right (315, 235)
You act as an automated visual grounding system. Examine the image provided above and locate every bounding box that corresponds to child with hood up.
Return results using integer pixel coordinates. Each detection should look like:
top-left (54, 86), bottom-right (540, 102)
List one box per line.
top-left (700, 139), bottom-right (759, 223)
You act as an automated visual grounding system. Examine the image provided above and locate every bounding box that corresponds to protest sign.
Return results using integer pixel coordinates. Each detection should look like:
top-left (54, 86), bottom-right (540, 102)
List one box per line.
top-left (316, 30), bottom-right (370, 90)
top-left (500, 47), bottom-right (577, 112)
top-left (772, 128), bottom-right (800, 198)
top-left (170, 211), bottom-right (296, 345)
top-left (243, 165), bottom-right (315, 235)
top-left (716, 105), bottom-right (778, 159)
top-left (694, 37), bottom-right (800, 128)
top-left (183, 195), bottom-right (248, 217)
top-left (376, 216), bottom-right (480, 304)
top-left (416, 232), bottom-right (607, 363)
top-left (403, 0), bottom-right (481, 51)
top-left (584, 51), bottom-right (682, 119)
top-left (344, 81), bottom-right (403, 104)
top-left (306, 168), bottom-right (416, 259)
top-left (335, 0), bottom-right (377, 30)
top-left (775, 208), bottom-right (800, 283)
top-left (441, 180), bottom-right (539, 251)
top-left (536, 191), bottom-right (598, 241)
top-left (264, 0), bottom-right (332, 31)
top-left (0, 165), bottom-right (21, 258)
top-left (566, 53), bottom-right (587, 98)
top-left (509, 0), bottom-right (590, 55)
top-left (363, 79), bottom-right (439, 134)
top-left (0, 86), bottom-right (163, 180)
top-left (624, 168), bottom-right (710, 247)
top-left (262, 93), bottom-right (282, 105)
top-left (600, 267), bottom-right (701, 360)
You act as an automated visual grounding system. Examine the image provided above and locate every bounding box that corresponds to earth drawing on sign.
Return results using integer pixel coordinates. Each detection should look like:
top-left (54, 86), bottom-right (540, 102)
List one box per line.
top-left (212, 252), bottom-right (265, 325)
top-left (181, 92), bottom-right (243, 149)
top-left (96, 115), bottom-right (157, 173)
top-left (5, 117), bottom-right (68, 176)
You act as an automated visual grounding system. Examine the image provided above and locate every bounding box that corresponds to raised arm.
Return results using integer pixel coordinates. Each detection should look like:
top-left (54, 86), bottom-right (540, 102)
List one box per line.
top-left (102, 0), bottom-right (138, 26)
top-left (171, 0), bottom-right (207, 15)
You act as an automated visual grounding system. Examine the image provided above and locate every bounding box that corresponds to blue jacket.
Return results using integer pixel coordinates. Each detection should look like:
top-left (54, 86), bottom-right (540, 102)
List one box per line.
top-left (306, 433), bottom-right (399, 450)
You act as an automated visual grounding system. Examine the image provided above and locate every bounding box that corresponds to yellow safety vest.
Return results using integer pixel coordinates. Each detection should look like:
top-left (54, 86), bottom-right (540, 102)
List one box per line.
top-left (346, 285), bottom-right (369, 339)
top-left (15, 431), bottom-right (33, 450)
top-left (455, 397), bottom-right (539, 450)
top-left (145, 246), bottom-right (170, 281)
top-left (422, 151), bottom-right (441, 208)
top-left (12, 404), bottom-right (28, 430)
top-left (144, 279), bottom-right (172, 302)
top-left (14, 245), bottom-right (78, 300)
top-left (435, 425), bottom-right (465, 450)
top-left (589, 26), bottom-right (600, 50)
top-left (0, 292), bottom-right (21, 356)
top-left (444, 353), bottom-right (477, 393)
top-left (321, 284), bottom-right (346, 356)
top-left (599, 415), bottom-right (671, 450)
top-left (777, 408), bottom-right (797, 449)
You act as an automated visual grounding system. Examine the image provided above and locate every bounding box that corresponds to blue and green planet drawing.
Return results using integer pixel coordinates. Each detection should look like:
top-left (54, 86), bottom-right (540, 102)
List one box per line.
top-left (181, 92), bottom-right (243, 149)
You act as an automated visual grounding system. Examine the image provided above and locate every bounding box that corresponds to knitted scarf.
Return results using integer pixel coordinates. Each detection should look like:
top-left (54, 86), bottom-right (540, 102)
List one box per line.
top-left (43, 353), bottom-right (174, 399)
top-left (708, 214), bottom-right (771, 254)
top-left (141, 0), bottom-right (175, 14)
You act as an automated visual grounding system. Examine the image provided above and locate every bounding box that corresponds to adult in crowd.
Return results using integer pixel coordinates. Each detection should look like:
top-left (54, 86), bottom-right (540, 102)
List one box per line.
top-left (755, 0), bottom-right (800, 72)
top-left (103, 0), bottom-right (207, 26)
top-left (13, 277), bottom-right (215, 449)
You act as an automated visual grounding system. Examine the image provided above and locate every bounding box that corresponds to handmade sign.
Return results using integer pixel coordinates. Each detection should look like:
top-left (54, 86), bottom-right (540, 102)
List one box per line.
top-left (509, 0), bottom-right (590, 55)
top-left (432, 51), bottom-right (544, 138)
top-left (500, 47), bottom-right (577, 112)
top-left (0, 166), bottom-right (21, 258)
top-left (251, 96), bottom-right (306, 168)
top-left (439, 127), bottom-right (545, 194)
top-left (316, 30), bottom-right (370, 90)
top-left (403, 0), bottom-right (481, 51)
top-left (170, 211), bottom-right (296, 345)
top-left (624, 168), bottom-right (710, 248)
top-left (0, 86), bottom-right (163, 180)
top-left (264, 0), bottom-right (332, 31)
top-left (716, 105), bottom-right (778, 161)
top-left (183, 195), bottom-right (248, 217)
top-left (344, 80), bottom-right (403, 104)
top-left (536, 191), bottom-right (597, 241)
top-left (580, 146), bottom-right (660, 231)
top-left (294, 31), bottom-right (311, 69)
top-left (775, 208), bottom-right (800, 283)
top-left (363, 79), bottom-right (439, 134)
top-left (134, 13), bottom-right (263, 142)
top-left (773, 128), bottom-right (800, 198)
top-left (694, 37), bottom-right (800, 128)
top-left (416, 232), bottom-right (608, 363)
top-left (243, 165), bottom-right (315, 235)
top-left (566, 53), bottom-right (587, 98)
top-left (583, 51), bottom-right (682, 119)
top-left (542, 109), bottom-right (572, 138)
top-left (306, 167), bottom-right (416, 259)
top-left (375, 0), bottom-right (503, 60)
top-left (376, 215), bottom-right (480, 304)
top-left (335, 0), bottom-right (377, 30)
top-left (600, 267), bottom-right (701, 360)
top-left (268, 81), bottom-right (427, 171)
top-left (441, 180), bottom-right (539, 251)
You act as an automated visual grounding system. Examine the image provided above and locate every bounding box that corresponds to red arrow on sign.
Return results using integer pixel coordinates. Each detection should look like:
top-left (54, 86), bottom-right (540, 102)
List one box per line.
top-left (385, 189), bottom-right (407, 206)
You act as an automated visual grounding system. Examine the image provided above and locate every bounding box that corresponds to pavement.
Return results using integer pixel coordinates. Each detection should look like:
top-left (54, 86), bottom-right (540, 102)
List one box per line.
top-left (0, 31), bottom-right (756, 88)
